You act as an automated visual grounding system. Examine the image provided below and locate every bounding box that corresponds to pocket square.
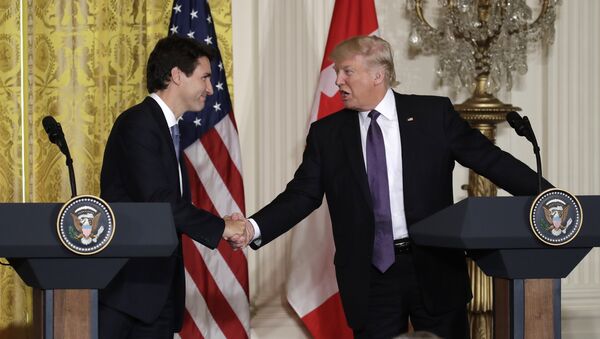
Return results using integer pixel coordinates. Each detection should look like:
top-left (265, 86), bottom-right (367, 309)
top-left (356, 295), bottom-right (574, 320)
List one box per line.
top-left (407, 117), bottom-right (414, 122)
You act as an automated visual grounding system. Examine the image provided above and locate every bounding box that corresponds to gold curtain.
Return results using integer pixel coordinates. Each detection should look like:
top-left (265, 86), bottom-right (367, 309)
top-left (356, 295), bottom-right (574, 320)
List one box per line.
top-left (0, 2), bottom-right (27, 337)
top-left (27, 0), bottom-right (172, 202)
top-left (0, 0), bottom-right (173, 335)
top-left (1, 0), bottom-right (234, 335)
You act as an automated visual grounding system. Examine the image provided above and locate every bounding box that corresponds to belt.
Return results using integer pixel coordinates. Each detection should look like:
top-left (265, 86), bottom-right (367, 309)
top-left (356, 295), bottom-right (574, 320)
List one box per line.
top-left (393, 238), bottom-right (411, 255)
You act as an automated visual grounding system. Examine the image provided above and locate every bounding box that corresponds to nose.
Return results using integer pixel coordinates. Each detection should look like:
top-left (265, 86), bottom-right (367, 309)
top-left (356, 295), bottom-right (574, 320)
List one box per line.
top-left (206, 79), bottom-right (214, 95)
top-left (335, 72), bottom-right (345, 87)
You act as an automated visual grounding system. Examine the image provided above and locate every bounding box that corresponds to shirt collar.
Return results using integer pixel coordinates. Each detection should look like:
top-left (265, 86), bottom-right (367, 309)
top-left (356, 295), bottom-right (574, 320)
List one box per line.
top-left (359, 88), bottom-right (397, 121)
top-left (149, 93), bottom-right (178, 128)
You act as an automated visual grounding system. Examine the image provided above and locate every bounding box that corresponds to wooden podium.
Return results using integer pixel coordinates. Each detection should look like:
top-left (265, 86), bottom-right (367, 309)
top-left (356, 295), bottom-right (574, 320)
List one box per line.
top-left (0, 202), bottom-right (177, 339)
top-left (410, 196), bottom-right (600, 339)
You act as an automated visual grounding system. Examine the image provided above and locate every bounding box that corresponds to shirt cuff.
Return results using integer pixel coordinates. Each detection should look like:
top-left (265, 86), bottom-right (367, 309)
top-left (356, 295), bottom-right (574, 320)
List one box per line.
top-left (248, 218), bottom-right (262, 246)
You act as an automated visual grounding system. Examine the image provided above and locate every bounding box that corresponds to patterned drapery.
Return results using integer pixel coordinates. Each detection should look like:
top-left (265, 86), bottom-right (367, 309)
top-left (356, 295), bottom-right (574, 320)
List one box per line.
top-left (0, 0), bottom-right (233, 335)
top-left (0, 0), bottom-right (175, 335)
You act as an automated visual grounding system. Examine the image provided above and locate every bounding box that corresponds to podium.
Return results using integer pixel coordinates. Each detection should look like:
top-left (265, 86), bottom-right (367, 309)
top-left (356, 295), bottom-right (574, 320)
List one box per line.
top-left (410, 195), bottom-right (600, 339)
top-left (0, 202), bottom-right (177, 339)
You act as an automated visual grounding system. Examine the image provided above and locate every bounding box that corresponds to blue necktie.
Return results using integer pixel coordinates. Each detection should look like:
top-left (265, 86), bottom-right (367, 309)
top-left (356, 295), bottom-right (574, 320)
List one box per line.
top-left (171, 124), bottom-right (180, 163)
top-left (367, 110), bottom-right (395, 273)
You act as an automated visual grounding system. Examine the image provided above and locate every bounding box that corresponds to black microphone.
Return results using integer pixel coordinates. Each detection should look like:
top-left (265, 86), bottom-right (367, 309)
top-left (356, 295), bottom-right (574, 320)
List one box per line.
top-left (42, 116), bottom-right (77, 197)
top-left (506, 111), bottom-right (542, 193)
top-left (42, 116), bottom-right (67, 153)
top-left (506, 111), bottom-right (528, 138)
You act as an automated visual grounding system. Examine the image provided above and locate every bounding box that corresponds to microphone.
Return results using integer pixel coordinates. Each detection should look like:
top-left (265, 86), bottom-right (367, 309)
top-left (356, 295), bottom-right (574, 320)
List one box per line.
top-left (42, 116), bottom-right (68, 154)
top-left (506, 111), bottom-right (528, 138)
top-left (506, 111), bottom-right (542, 193)
top-left (42, 116), bottom-right (77, 197)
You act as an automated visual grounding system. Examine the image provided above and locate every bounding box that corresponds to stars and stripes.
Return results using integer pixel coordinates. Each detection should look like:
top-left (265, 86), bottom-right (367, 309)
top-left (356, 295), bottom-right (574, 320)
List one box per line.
top-left (169, 1), bottom-right (249, 338)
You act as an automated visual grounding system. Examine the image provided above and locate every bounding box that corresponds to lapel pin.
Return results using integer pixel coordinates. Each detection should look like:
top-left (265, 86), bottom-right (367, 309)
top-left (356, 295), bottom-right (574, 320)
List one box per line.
top-left (407, 117), bottom-right (414, 122)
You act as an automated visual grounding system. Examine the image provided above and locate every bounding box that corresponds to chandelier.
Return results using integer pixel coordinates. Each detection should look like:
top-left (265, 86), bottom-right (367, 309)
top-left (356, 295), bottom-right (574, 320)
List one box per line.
top-left (406, 3), bottom-right (562, 339)
top-left (406, 0), bottom-right (560, 95)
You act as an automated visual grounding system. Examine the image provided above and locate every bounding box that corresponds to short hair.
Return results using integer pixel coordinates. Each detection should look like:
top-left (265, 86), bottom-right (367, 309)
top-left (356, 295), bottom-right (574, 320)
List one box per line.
top-left (329, 35), bottom-right (399, 87)
top-left (146, 35), bottom-right (215, 93)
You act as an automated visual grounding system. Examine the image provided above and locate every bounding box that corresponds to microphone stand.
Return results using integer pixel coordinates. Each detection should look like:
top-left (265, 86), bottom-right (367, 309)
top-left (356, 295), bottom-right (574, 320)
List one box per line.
top-left (65, 149), bottom-right (77, 198)
top-left (522, 116), bottom-right (542, 194)
top-left (44, 117), bottom-right (77, 197)
top-left (54, 131), bottom-right (77, 198)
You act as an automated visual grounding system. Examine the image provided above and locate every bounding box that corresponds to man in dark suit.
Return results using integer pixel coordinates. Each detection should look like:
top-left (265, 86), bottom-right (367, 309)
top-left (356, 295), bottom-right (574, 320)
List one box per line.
top-left (99, 35), bottom-right (247, 339)
top-left (229, 35), bottom-right (549, 339)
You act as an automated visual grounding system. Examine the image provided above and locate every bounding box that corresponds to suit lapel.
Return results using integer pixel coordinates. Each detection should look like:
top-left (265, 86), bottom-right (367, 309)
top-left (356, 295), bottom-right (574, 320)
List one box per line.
top-left (338, 94), bottom-right (419, 219)
top-left (340, 111), bottom-right (373, 210)
top-left (395, 92), bottom-right (418, 222)
top-left (180, 154), bottom-right (191, 201)
top-left (145, 97), bottom-right (178, 161)
top-left (145, 97), bottom-right (183, 195)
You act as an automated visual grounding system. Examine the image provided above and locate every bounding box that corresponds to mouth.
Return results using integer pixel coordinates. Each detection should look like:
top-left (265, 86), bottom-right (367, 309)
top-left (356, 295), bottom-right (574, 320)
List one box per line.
top-left (339, 90), bottom-right (350, 101)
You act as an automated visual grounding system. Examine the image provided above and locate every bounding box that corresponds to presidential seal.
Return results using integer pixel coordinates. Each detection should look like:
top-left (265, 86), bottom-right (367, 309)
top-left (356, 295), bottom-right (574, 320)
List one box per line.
top-left (530, 188), bottom-right (583, 246)
top-left (56, 195), bottom-right (115, 255)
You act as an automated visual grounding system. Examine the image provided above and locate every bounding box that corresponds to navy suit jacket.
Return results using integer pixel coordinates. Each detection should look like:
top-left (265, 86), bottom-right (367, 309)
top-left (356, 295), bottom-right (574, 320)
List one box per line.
top-left (99, 97), bottom-right (224, 327)
top-left (250, 92), bottom-right (547, 329)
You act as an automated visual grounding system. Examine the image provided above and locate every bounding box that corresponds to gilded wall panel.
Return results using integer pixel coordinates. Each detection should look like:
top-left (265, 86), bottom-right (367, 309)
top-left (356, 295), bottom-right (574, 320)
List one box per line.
top-left (0, 0), bottom-right (30, 337)
top-left (0, 0), bottom-right (23, 201)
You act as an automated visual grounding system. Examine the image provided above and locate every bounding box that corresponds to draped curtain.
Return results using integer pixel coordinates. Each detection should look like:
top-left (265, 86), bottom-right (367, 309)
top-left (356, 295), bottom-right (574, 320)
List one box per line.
top-left (1, 0), bottom-right (233, 335)
top-left (0, 1), bottom-right (27, 337)
top-left (0, 0), bottom-right (172, 335)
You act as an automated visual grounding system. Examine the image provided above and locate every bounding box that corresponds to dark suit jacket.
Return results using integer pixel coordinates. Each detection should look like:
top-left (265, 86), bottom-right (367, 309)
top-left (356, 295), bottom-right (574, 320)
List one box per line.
top-left (250, 92), bottom-right (547, 329)
top-left (99, 97), bottom-right (224, 328)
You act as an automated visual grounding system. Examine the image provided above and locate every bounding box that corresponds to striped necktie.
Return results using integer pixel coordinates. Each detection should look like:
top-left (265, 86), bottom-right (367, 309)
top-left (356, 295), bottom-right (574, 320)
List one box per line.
top-left (367, 110), bottom-right (395, 273)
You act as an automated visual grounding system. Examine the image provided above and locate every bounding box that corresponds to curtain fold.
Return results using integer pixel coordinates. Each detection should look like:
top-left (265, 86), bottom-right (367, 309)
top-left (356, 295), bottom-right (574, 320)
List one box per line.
top-left (27, 0), bottom-right (171, 202)
top-left (1, 0), bottom-right (172, 335)
top-left (0, 1), bottom-right (28, 337)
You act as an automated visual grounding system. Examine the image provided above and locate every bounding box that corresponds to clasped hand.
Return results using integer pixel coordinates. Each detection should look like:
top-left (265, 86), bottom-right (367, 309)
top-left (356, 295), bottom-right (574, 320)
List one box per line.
top-left (222, 212), bottom-right (253, 249)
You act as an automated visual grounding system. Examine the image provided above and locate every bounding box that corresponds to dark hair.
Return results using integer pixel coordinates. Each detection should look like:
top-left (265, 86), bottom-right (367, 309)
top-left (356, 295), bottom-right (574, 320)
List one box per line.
top-left (146, 35), bottom-right (215, 93)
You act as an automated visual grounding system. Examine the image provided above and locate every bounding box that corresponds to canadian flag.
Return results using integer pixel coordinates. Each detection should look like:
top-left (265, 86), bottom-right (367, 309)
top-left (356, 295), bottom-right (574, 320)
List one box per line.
top-left (286, 0), bottom-right (379, 338)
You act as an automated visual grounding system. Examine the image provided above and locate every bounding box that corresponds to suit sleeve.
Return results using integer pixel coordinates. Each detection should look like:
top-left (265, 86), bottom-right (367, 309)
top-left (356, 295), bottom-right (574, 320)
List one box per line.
top-left (250, 125), bottom-right (325, 248)
top-left (103, 117), bottom-right (224, 249)
top-left (441, 98), bottom-right (552, 195)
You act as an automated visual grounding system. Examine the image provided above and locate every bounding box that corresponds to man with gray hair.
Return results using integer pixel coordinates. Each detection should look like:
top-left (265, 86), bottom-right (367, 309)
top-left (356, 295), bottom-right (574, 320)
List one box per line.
top-left (230, 35), bottom-right (548, 338)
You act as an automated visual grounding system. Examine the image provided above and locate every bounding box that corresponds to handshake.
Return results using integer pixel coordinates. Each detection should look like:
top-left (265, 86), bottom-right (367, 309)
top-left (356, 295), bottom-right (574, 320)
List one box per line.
top-left (222, 213), bottom-right (254, 249)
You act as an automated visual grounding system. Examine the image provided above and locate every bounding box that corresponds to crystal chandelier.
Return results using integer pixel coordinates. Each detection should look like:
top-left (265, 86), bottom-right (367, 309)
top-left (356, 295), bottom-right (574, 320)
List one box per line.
top-left (407, 0), bottom-right (560, 95)
top-left (406, 3), bottom-right (561, 339)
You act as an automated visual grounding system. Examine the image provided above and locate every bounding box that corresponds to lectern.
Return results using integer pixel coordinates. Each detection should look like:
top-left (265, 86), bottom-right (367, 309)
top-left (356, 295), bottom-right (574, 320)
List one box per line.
top-left (410, 195), bottom-right (600, 339)
top-left (0, 202), bottom-right (177, 339)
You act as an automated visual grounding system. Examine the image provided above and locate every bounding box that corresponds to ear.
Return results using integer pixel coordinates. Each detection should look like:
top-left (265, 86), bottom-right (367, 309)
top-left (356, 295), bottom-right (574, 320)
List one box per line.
top-left (373, 69), bottom-right (385, 86)
top-left (170, 67), bottom-right (182, 85)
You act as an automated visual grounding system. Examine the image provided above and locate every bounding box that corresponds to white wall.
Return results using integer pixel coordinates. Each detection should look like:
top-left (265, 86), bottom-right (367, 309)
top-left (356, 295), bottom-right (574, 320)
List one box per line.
top-left (232, 0), bottom-right (600, 337)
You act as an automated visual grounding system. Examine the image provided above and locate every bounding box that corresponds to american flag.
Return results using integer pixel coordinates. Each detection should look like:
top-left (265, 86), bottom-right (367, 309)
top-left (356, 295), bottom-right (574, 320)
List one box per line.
top-left (169, 1), bottom-right (249, 338)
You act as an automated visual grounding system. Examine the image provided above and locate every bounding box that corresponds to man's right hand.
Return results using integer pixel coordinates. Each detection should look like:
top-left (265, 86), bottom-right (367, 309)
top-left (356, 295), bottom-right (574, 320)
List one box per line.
top-left (222, 217), bottom-right (247, 247)
top-left (223, 213), bottom-right (254, 249)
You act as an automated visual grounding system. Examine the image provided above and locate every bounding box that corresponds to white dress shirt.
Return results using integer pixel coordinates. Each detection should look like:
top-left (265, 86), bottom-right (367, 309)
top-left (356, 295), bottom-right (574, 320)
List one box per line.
top-left (358, 88), bottom-right (408, 240)
top-left (149, 93), bottom-right (183, 195)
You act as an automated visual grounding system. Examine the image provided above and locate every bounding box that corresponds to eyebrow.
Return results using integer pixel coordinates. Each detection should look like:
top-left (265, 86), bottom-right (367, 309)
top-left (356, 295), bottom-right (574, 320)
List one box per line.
top-left (334, 65), bottom-right (353, 70)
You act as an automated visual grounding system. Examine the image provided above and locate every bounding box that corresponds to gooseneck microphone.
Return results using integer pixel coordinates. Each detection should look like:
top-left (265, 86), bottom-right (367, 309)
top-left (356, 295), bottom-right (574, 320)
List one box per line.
top-left (42, 116), bottom-right (77, 197)
top-left (506, 111), bottom-right (542, 193)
